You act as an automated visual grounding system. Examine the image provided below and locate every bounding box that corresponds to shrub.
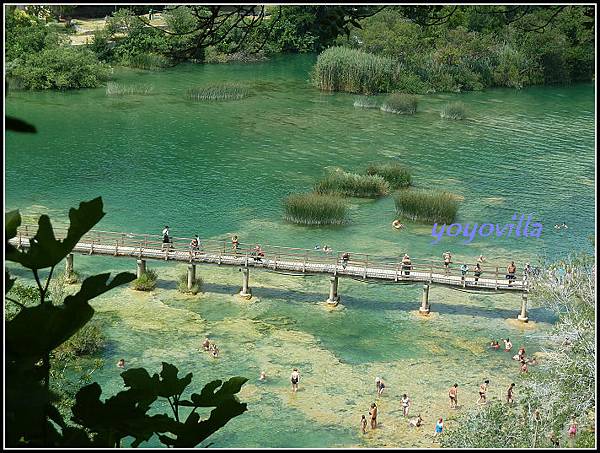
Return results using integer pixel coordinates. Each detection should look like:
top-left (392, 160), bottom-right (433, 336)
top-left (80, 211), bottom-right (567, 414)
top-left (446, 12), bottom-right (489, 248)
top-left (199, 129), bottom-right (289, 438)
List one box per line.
top-left (380, 93), bottom-right (418, 114)
top-left (186, 83), bottom-right (251, 101)
top-left (366, 162), bottom-right (412, 189)
top-left (123, 53), bottom-right (170, 70)
top-left (315, 169), bottom-right (390, 198)
top-left (312, 46), bottom-right (400, 95)
top-left (106, 81), bottom-right (153, 96)
top-left (56, 322), bottom-right (105, 358)
top-left (6, 46), bottom-right (111, 90)
top-left (177, 273), bottom-right (203, 295)
top-left (440, 101), bottom-right (467, 120)
top-left (131, 269), bottom-right (158, 291)
top-left (394, 189), bottom-right (459, 223)
top-left (283, 193), bottom-right (349, 225)
top-left (353, 96), bottom-right (379, 108)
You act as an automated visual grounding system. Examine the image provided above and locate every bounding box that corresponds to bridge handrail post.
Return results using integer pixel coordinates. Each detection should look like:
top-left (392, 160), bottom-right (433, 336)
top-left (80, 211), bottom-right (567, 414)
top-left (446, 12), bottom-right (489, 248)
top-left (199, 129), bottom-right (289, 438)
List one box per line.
top-left (395, 263), bottom-right (399, 282)
top-left (274, 254), bottom-right (279, 270)
top-left (495, 266), bottom-right (499, 290)
top-left (139, 241), bottom-right (143, 259)
top-left (303, 253), bottom-right (307, 273)
top-left (144, 235), bottom-right (148, 248)
top-left (364, 255), bottom-right (368, 279)
top-left (121, 233), bottom-right (125, 247)
top-left (430, 263), bottom-right (433, 283)
top-left (115, 240), bottom-right (119, 256)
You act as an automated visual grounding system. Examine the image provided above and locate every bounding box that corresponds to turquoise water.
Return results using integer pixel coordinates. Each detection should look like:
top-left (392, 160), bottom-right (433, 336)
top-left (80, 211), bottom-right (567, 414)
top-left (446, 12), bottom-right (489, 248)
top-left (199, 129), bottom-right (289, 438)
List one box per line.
top-left (5, 54), bottom-right (595, 447)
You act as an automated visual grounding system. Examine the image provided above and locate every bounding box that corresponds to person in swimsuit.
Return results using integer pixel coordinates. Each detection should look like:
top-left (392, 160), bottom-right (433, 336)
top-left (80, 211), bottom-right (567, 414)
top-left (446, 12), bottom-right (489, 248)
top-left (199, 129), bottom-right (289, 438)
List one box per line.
top-left (506, 383), bottom-right (515, 404)
top-left (360, 414), bottom-right (368, 433)
top-left (259, 371), bottom-right (266, 381)
top-left (474, 262), bottom-right (482, 284)
top-left (231, 235), bottom-right (239, 253)
top-left (211, 344), bottom-right (219, 358)
top-left (117, 358), bottom-right (125, 368)
top-left (449, 383), bottom-right (458, 409)
top-left (402, 254), bottom-right (412, 276)
top-left (434, 418), bottom-right (443, 438)
top-left (323, 245), bottom-right (332, 254)
top-left (401, 394), bottom-right (411, 417)
top-left (377, 378), bottom-right (386, 396)
top-left (520, 359), bottom-right (528, 373)
top-left (477, 380), bottom-right (489, 405)
top-left (504, 338), bottom-right (513, 352)
top-left (568, 418), bottom-right (577, 439)
top-left (409, 414), bottom-right (423, 427)
top-left (443, 252), bottom-right (452, 274)
top-left (252, 244), bottom-right (265, 262)
top-left (490, 340), bottom-right (500, 350)
top-left (202, 337), bottom-right (210, 351)
top-left (517, 346), bottom-right (526, 361)
top-left (506, 261), bottom-right (517, 285)
top-left (369, 403), bottom-right (377, 429)
top-left (477, 254), bottom-right (486, 264)
top-left (291, 368), bottom-right (300, 392)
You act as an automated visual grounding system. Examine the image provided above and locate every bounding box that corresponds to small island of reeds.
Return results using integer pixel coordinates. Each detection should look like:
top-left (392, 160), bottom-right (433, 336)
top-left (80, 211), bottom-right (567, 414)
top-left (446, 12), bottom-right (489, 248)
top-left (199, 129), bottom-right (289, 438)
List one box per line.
top-left (353, 96), bottom-right (379, 109)
top-left (394, 190), bottom-right (459, 224)
top-left (283, 193), bottom-right (349, 225)
top-left (380, 93), bottom-right (418, 114)
top-left (106, 82), bottom-right (153, 96)
top-left (441, 101), bottom-right (467, 120)
top-left (186, 83), bottom-right (251, 101)
top-left (131, 269), bottom-right (158, 291)
top-left (315, 169), bottom-right (390, 198)
top-left (366, 162), bottom-right (412, 189)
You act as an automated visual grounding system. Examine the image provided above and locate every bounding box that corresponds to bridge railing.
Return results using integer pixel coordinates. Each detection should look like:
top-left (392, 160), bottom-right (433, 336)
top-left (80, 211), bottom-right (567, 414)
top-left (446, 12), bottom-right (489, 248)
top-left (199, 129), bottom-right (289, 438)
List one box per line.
top-left (14, 224), bottom-right (525, 287)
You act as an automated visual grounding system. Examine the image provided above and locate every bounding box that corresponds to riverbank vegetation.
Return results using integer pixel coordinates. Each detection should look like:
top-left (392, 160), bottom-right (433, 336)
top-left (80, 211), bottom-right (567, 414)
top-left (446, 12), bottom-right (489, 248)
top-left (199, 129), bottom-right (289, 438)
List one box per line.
top-left (442, 249), bottom-right (596, 448)
top-left (441, 101), bottom-right (467, 120)
top-left (315, 168), bottom-right (390, 198)
top-left (131, 268), bottom-right (158, 291)
top-left (283, 192), bottom-right (349, 225)
top-left (394, 190), bottom-right (459, 223)
top-left (380, 93), bottom-right (418, 114)
top-left (366, 162), bottom-right (412, 189)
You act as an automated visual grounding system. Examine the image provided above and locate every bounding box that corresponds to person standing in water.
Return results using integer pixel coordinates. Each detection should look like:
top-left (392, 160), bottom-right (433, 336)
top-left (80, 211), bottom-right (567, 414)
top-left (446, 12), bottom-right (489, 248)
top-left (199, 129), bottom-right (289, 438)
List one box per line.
top-left (401, 394), bottom-right (411, 417)
top-left (434, 417), bottom-right (444, 438)
top-left (231, 235), bottom-right (239, 253)
top-left (360, 414), bottom-right (368, 434)
top-left (503, 338), bottom-right (513, 352)
top-left (369, 403), bottom-right (378, 429)
top-left (376, 377), bottom-right (386, 396)
top-left (117, 358), bottom-right (125, 368)
top-left (202, 337), bottom-right (210, 351)
top-left (290, 368), bottom-right (300, 392)
top-left (259, 371), bottom-right (266, 381)
top-left (477, 380), bottom-right (489, 405)
top-left (448, 383), bottom-right (458, 409)
top-left (506, 383), bottom-right (515, 404)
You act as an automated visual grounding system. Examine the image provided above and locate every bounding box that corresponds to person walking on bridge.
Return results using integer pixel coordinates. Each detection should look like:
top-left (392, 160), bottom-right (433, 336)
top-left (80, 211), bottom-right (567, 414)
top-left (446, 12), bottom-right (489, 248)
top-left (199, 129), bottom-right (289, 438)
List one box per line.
top-left (402, 254), bottom-right (412, 276)
top-left (162, 225), bottom-right (171, 250)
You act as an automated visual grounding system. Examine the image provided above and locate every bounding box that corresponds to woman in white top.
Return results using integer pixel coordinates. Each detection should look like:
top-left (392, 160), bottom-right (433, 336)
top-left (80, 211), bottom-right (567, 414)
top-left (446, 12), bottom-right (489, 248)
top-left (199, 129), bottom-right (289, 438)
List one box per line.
top-left (290, 368), bottom-right (300, 392)
top-left (401, 394), bottom-right (411, 416)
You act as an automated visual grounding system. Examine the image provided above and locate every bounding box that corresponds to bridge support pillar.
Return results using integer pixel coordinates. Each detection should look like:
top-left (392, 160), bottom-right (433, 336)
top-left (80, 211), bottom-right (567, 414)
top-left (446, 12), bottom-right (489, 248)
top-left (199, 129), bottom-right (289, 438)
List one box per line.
top-left (136, 259), bottom-right (146, 279)
top-left (419, 284), bottom-right (430, 314)
top-left (239, 267), bottom-right (251, 298)
top-left (517, 292), bottom-right (529, 322)
top-left (327, 276), bottom-right (340, 306)
top-left (187, 264), bottom-right (196, 290)
top-left (65, 253), bottom-right (74, 275)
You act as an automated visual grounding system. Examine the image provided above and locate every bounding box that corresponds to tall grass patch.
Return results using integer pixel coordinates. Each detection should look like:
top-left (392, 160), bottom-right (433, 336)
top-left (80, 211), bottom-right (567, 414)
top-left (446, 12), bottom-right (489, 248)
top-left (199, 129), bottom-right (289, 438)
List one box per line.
top-left (315, 169), bottom-right (390, 198)
top-left (312, 46), bottom-right (400, 95)
top-left (283, 193), bottom-right (349, 225)
top-left (441, 101), bottom-right (467, 120)
top-left (186, 83), bottom-right (251, 101)
top-left (131, 269), bottom-right (158, 291)
top-left (106, 81), bottom-right (153, 96)
top-left (353, 96), bottom-right (379, 108)
top-left (124, 53), bottom-right (170, 70)
top-left (366, 163), bottom-right (412, 189)
top-left (394, 190), bottom-right (459, 223)
top-left (380, 93), bottom-right (418, 114)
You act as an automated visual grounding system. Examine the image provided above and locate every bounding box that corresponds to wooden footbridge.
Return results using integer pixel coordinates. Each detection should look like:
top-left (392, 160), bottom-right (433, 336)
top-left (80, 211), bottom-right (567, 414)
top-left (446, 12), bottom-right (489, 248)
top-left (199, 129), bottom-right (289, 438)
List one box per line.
top-left (10, 225), bottom-right (532, 322)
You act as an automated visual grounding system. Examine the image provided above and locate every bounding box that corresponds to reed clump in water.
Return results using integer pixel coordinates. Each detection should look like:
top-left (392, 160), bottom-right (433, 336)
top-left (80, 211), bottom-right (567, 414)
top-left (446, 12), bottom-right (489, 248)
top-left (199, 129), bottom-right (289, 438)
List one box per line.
top-left (380, 93), bottom-right (418, 114)
top-left (394, 189), bottom-right (459, 223)
top-left (312, 46), bottom-right (399, 95)
top-left (353, 96), bottom-right (379, 109)
top-left (283, 192), bottom-right (349, 225)
top-left (131, 269), bottom-right (158, 291)
top-left (366, 162), bottom-right (412, 189)
top-left (177, 273), bottom-right (203, 295)
top-left (441, 101), bottom-right (467, 120)
top-left (124, 53), bottom-right (170, 70)
top-left (315, 169), bottom-right (390, 198)
top-left (106, 81), bottom-right (153, 96)
top-left (186, 83), bottom-right (251, 101)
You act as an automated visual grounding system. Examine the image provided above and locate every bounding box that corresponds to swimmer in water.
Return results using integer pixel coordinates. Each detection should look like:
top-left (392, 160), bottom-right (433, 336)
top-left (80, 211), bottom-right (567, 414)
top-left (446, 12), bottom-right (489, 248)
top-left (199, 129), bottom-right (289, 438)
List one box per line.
top-left (490, 340), bottom-right (500, 350)
top-left (202, 337), bottom-right (211, 351)
top-left (259, 371), bottom-right (266, 381)
top-left (503, 338), bottom-right (513, 352)
top-left (392, 219), bottom-right (404, 230)
top-left (409, 414), bottom-right (423, 427)
top-left (117, 358), bottom-right (125, 368)
top-left (211, 344), bottom-right (219, 358)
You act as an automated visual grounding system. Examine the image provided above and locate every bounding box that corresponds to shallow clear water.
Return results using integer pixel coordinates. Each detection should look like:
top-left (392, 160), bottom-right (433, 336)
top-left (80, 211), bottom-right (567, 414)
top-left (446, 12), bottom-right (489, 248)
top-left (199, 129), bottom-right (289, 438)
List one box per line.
top-left (5, 54), bottom-right (595, 447)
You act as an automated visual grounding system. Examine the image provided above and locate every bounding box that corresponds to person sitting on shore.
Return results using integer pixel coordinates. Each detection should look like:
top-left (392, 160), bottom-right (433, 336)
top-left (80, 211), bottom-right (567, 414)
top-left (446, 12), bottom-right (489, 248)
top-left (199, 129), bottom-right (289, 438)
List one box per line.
top-left (409, 414), bottom-right (423, 427)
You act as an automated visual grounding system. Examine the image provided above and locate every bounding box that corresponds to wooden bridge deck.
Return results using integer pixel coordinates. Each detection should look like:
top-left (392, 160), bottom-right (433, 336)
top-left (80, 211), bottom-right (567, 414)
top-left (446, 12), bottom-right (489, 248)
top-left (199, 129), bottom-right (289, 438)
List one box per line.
top-left (10, 225), bottom-right (528, 292)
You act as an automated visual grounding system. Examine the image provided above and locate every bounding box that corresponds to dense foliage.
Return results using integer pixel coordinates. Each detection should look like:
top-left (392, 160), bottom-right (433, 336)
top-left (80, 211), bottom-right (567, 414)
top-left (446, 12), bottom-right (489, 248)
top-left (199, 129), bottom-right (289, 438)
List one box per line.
top-left (442, 250), bottom-right (596, 448)
top-left (326, 6), bottom-right (594, 93)
top-left (6, 8), bottom-right (110, 90)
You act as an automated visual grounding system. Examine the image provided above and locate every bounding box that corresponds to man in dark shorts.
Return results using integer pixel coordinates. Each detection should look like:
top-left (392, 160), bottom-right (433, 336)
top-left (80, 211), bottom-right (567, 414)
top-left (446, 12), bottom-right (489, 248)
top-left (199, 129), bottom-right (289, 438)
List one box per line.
top-left (506, 261), bottom-right (517, 285)
top-left (449, 383), bottom-right (458, 408)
